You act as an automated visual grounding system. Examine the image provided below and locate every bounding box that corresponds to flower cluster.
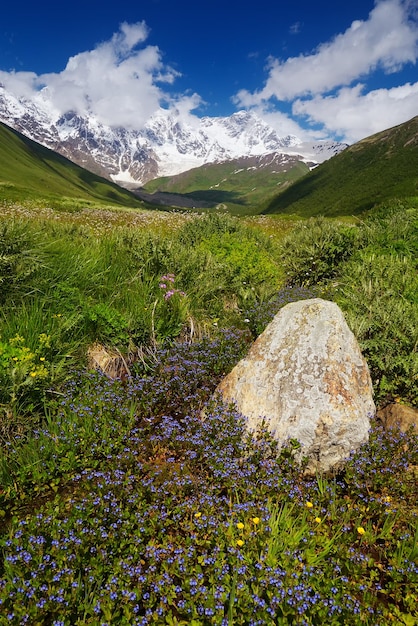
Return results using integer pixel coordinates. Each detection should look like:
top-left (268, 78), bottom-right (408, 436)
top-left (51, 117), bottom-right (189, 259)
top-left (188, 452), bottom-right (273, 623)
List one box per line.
top-left (0, 329), bottom-right (417, 624)
top-left (159, 273), bottom-right (185, 301)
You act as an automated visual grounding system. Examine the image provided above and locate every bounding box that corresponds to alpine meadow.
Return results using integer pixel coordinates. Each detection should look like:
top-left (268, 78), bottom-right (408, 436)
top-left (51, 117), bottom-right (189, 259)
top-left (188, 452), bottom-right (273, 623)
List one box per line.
top-left (0, 112), bottom-right (417, 626)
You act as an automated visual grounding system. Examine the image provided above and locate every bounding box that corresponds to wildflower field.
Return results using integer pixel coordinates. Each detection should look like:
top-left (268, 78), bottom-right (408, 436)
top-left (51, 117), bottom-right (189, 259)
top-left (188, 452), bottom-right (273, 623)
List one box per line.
top-left (0, 201), bottom-right (417, 625)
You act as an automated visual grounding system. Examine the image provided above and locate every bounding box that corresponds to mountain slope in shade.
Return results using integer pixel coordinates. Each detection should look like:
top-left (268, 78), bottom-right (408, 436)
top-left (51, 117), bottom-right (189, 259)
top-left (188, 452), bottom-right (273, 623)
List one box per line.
top-left (261, 116), bottom-right (418, 217)
top-left (0, 85), bottom-right (347, 186)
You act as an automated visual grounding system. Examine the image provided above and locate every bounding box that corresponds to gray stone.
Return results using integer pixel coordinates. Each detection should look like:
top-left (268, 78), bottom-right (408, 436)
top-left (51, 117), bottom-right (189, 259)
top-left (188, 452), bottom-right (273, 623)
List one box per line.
top-left (216, 298), bottom-right (375, 473)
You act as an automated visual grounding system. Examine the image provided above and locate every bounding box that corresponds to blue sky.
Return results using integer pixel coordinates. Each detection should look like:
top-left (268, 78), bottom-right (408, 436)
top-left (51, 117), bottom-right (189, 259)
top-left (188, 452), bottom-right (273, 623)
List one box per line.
top-left (1, 0), bottom-right (417, 143)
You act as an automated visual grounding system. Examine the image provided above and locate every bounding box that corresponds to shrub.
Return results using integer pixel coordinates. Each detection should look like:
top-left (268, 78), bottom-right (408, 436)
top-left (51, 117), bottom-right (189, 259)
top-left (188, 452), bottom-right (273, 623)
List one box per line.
top-left (197, 232), bottom-right (282, 290)
top-left (280, 217), bottom-right (361, 287)
top-left (174, 213), bottom-right (283, 317)
top-left (334, 251), bottom-right (418, 407)
top-left (84, 302), bottom-right (130, 347)
top-left (0, 333), bottom-right (52, 441)
top-left (176, 212), bottom-right (241, 247)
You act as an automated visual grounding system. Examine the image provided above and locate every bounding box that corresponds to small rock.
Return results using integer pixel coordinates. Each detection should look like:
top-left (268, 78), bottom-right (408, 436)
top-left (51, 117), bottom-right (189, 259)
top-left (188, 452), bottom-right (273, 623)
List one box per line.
top-left (377, 403), bottom-right (418, 432)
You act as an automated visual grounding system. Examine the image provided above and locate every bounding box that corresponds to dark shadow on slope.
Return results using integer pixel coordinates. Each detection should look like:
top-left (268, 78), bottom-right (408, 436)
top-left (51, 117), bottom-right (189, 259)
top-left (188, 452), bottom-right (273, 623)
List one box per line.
top-left (132, 188), bottom-right (244, 209)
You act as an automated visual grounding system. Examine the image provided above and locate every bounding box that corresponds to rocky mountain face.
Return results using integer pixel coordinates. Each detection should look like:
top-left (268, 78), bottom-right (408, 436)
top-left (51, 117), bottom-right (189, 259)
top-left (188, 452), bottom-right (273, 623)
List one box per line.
top-left (0, 85), bottom-right (347, 186)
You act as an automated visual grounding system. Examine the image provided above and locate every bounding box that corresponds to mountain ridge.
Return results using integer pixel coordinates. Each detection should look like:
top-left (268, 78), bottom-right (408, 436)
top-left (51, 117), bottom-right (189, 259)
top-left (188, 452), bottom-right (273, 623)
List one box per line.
top-left (0, 85), bottom-right (347, 186)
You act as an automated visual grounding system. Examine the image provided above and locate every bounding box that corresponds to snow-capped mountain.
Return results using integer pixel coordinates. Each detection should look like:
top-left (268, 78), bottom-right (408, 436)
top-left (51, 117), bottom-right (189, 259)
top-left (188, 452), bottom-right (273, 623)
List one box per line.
top-left (0, 85), bottom-right (347, 186)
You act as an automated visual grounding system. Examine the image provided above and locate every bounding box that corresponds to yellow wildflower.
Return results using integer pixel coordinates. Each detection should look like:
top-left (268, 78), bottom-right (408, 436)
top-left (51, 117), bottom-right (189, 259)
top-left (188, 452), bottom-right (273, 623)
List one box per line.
top-left (236, 522), bottom-right (244, 530)
top-left (357, 527), bottom-right (365, 535)
top-left (315, 517), bottom-right (321, 524)
top-left (194, 512), bottom-right (202, 519)
top-left (306, 501), bottom-right (314, 509)
top-left (30, 371), bottom-right (37, 378)
top-left (252, 517), bottom-right (260, 525)
top-left (39, 357), bottom-right (45, 362)
top-left (236, 539), bottom-right (244, 547)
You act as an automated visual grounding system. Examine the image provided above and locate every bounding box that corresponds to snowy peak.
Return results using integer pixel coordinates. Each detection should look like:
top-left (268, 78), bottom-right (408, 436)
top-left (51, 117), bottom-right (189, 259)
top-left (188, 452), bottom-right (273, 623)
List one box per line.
top-left (0, 85), bottom-right (347, 186)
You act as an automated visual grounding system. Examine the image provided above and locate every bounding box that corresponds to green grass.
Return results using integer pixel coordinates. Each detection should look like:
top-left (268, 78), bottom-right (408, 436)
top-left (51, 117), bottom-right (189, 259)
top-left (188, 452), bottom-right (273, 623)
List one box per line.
top-left (262, 116), bottom-right (418, 217)
top-left (0, 201), bottom-right (417, 625)
top-left (0, 122), bottom-right (147, 210)
top-left (143, 159), bottom-right (310, 215)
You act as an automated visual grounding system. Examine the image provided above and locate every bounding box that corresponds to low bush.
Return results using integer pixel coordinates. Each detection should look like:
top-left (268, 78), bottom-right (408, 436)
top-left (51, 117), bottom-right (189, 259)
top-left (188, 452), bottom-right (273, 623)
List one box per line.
top-left (334, 251), bottom-right (418, 407)
top-left (279, 217), bottom-right (362, 287)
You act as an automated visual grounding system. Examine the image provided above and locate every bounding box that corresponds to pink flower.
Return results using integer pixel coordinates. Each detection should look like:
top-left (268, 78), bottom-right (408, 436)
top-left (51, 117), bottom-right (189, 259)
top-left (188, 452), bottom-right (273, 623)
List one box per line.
top-left (161, 274), bottom-right (175, 283)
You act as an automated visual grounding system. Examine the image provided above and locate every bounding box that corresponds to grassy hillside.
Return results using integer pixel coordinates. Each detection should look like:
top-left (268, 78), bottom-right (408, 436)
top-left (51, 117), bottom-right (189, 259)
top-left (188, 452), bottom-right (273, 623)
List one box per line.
top-left (142, 156), bottom-right (310, 215)
top-left (261, 116), bottom-right (418, 217)
top-left (0, 122), bottom-right (146, 210)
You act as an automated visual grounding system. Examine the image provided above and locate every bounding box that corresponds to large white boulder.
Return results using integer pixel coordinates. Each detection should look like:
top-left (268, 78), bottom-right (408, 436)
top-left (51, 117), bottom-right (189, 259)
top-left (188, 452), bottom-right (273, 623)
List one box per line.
top-left (216, 299), bottom-right (375, 473)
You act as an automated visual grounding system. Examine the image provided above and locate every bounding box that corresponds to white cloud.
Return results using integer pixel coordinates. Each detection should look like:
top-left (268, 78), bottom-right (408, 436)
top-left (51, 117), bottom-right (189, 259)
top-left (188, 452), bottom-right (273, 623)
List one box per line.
top-left (115, 21), bottom-right (149, 51)
top-left (289, 22), bottom-right (302, 35)
top-left (0, 21), bottom-right (201, 130)
top-left (236, 0), bottom-right (418, 102)
top-left (0, 70), bottom-right (40, 98)
top-left (235, 0), bottom-right (418, 142)
top-left (293, 82), bottom-right (418, 143)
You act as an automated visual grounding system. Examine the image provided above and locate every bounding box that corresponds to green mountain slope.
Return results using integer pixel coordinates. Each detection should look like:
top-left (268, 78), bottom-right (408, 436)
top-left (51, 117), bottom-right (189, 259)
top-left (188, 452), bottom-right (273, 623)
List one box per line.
top-left (261, 116), bottom-right (418, 217)
top-left (141, 154), bottom-right (311, 215)
top-left (0, 122), bottom-right (144, 209)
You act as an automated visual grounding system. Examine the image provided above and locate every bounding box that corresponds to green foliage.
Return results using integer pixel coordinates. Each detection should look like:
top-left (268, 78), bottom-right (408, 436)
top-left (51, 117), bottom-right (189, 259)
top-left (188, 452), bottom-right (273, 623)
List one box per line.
top-left (200, 232), bottom-right (279, 282)
top-left (0, 202), bottom-right (417, 624)
top-left (152, 273), bottom-right (190, 343)
top-left (197, 232), bottom-right (282, 301)
top-left (0, 122), bottom-right (144, 209)
top-left (280, 217), bottom-right (361, 287)
top-left (85, 302), bottom-right (130, 347)
top-left (164, 226), bottom-right (282, 326)
top-left (143, 158), bottom-right (310, 215)
top-left (272, 202), bottom-right (418, 407)
top-left (0, 220), bottom-right (42, 302)
top-left (334, 252), bottom-right (418, 406)
top-left (263, 116), bottom-right (418, 217)
top-left (177, 211), bottom-right (243, 244)
top-left (328, 204), bottom-right (418, 406)
top-left (364, 199), bottom-right (418, 255)
top-left (0, 333), bottom-right (52, 440)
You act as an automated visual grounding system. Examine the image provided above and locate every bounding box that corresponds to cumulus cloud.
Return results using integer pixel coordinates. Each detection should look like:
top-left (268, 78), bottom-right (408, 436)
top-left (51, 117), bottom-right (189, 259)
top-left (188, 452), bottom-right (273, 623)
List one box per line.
top-left (235, 0), bottom-right (418, 142)
top-left (293, 81), bottom-right (418, 143)
top-left (0, 21), bottom-right (201, 129)
top-left (0, 70), bottom-right (40, 99)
